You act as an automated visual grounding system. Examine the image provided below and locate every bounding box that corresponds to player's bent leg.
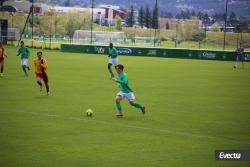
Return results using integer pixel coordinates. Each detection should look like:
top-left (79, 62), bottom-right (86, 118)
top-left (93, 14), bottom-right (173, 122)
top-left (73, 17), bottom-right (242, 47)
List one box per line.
top-left (36, 77), bottom-right (42, 91)
top-left (27, 64), bottom-right (30, 71)
top-left (129, 101), bottom-right (146, 115)
top-left (129, 101), bottom-right (143, 109)
top-left (115, 95), bottom-right (123, 117)
top-left (21, 59), bottom-right (29, 75)
top-left (108, 63), bottom-right (114, 77)
top-left (45, 82), bottom-right (50, 96)
top-left (0, 62), bottom-right (4, 76)
top-left (42, 74), bottom-right (50, 95)
top-left (22, 65), bottom-right (28, 76)
top-left (108, 63), bottom-right (112, 69)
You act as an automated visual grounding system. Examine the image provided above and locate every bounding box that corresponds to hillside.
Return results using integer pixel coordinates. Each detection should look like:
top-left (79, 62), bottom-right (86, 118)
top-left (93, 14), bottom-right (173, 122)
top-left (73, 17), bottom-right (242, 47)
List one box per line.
top-left (46, 0), bottom-right (250, 17)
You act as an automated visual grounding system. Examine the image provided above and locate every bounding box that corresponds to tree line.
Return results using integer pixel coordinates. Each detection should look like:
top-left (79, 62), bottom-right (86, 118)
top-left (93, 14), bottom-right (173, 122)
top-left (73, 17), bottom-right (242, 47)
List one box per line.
top-left (126, 1), bottom-right (159, 29)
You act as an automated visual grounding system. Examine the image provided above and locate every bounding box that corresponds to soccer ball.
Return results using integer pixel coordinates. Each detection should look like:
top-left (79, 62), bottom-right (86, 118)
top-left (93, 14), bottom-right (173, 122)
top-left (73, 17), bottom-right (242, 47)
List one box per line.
top-left (86, 109), bottom-right (93, 117)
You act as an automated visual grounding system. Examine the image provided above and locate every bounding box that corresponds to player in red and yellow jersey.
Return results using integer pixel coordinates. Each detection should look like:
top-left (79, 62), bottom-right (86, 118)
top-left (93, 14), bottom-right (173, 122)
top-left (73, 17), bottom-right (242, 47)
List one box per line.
top-left (0, 41), bottom-right (7, 77)
top-left (34, 51), bottom-right (50, 96)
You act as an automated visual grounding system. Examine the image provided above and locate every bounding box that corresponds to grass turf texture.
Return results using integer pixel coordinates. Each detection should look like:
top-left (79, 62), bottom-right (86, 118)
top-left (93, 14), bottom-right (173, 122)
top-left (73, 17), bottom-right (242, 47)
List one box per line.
top-left (0, 46), bottom-right (250, 167)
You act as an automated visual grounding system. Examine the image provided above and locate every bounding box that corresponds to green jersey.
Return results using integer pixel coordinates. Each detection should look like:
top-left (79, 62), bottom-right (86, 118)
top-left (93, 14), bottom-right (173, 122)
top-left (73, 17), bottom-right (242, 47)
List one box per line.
top-left (116, 72), bottom-right (133, 93)
top-left (108, 47), bottom-right (118, 58)
top-left (17, 46), bottom-right (30, 59)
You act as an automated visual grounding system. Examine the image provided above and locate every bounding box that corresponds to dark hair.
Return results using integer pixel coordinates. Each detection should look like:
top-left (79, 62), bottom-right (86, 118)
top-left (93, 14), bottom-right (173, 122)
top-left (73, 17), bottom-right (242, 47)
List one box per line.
top-left (109, 43), bottom-right (113, 48)
top-left (116, 64), bottom-right (124, 70)
top-left (37, 51), bottom-right (42, 55)
top-left (20, 41), bottom-right (24, 44)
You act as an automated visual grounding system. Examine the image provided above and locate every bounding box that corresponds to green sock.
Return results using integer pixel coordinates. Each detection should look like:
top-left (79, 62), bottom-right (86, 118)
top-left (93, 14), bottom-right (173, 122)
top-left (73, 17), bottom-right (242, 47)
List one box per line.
top-left (108, 68), bottom-right (114, 77)
top-left (22, 66), bottom-right (27, 75)
top-left (131, 102), bottom-right (143, 109)
top-left (116, 101), bottom-right (122, 112)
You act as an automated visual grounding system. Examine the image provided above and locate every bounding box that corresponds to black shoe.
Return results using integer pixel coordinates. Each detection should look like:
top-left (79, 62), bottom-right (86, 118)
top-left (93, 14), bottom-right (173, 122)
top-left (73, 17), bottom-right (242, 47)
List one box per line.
top-left (141, 106), bottom-right (146, 115)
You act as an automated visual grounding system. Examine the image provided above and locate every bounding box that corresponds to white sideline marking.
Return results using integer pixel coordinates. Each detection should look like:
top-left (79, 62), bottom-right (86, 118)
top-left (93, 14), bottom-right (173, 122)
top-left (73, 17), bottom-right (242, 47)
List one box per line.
top-left (1, 109), bottom-right (250, 145)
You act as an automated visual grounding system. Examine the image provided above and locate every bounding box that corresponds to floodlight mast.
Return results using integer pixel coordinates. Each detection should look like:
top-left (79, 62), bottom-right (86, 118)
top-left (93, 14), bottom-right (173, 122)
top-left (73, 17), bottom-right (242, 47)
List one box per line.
top-left (90, 0), bottom-right (94, 44)
top-left (18, 0), bottom-right (34, 47)
top-left (153, 0), bottom-right (158, 47)
top-left (31, 0), bottom-right (34, 48)
top-left (223, 0), bottom-right (229, 50)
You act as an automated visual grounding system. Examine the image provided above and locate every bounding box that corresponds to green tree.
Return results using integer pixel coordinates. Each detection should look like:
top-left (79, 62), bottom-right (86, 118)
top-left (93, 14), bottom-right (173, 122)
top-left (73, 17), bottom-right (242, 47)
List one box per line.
top-left (178, 21), bottom-right (200, 41)
top-left (166, 21), bottom-right (170, 29)
top-left (54, 13), bottom-right (67, 35)
top-left (64, 10), bottom-right (92, 38)
top-left (237, 19), bottom-right (250, 33)
top-left (115, 15), bottom-right (122, 30)
top-left (145, 5), bottom-right (151, 28)
top-left (228, 11), bottom-right (237, 27)
top-left (152, 0), bottom-right (159, 29)
top-left (79, 11), bottom-right (91, 30)
top-left (65, 11), bottom-right (79, 38)
top-left (40, 15), bottom-right (52, 34)
top-left (138, 6), bottom-right (145, 28)
top-left (211, 23), bottom-right (220, 32)
top-left (126, 5), bottom-right (134, 27)
top-left (192, 29), bottom-right (206, 42)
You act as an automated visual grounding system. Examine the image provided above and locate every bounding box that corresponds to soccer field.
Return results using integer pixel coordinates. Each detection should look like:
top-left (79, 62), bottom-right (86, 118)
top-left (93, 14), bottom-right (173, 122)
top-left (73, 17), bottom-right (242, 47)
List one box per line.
top-left (0, 46), bottom-right (250, 167)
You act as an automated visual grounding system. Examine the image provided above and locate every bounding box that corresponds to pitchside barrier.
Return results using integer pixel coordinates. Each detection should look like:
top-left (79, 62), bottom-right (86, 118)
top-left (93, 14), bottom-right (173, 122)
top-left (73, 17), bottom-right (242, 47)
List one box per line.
top-left (61, 44), bottom-right (250, 61)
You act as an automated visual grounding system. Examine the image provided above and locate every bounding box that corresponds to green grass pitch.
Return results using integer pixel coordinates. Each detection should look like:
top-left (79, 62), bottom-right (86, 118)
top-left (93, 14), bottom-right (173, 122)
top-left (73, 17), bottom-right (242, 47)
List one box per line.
top-left (0, 46), bottom-right (250, 167)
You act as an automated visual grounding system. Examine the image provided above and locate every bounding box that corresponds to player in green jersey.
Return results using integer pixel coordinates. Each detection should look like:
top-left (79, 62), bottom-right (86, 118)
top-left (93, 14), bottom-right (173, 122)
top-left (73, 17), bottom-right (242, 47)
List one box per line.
top-left (17, 41), bottom-right (31, 76)
top-left (111, 64), bottom-right (146, 117)
top-left (108, 43), bottom-right (118, 78)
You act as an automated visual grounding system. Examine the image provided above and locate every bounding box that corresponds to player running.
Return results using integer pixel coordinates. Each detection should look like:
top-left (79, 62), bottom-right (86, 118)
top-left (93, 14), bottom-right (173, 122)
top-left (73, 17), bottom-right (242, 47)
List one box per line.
top-left (111, 64), bottom-right (145, 117)
top-left (108, 43), bottom-right (118, 78)
top-left (0, 41), bottom-right (7, 77)
top-left (34, 51), bottom-right (50, 96)
top-left (234, 43), bottom-right (245, 69)
top-left (17, 41), bottom-right (30, 76)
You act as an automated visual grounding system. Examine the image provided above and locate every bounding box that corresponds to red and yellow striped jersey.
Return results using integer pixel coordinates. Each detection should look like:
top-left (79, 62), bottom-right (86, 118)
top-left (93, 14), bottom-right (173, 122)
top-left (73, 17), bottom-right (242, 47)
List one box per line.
top-left (34, 58), bottom-right (48, 74)
top-left (0, 47), bottom-right (4, 58)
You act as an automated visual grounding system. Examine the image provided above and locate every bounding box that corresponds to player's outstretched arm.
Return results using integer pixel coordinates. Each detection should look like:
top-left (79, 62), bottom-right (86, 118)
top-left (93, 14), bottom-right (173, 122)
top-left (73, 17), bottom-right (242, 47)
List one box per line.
top-left (111, 77), bottom-right (117, 81)
top-left (17, 49), bottom-right (20, 56)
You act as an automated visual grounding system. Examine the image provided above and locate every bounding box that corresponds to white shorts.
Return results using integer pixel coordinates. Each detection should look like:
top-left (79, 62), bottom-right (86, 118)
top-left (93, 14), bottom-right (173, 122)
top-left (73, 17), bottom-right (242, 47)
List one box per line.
top-left (21, 58), bottom-right (29, 66)
top-left (117, 91), bottom-right (135, 102)
top-left (108, 57), bottom-right (118, 66)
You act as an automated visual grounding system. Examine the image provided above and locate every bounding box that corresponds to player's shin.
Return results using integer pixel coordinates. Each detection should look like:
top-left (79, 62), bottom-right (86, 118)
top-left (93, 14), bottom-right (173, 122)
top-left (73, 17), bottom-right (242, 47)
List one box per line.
top-left (37, 80), bottom-right (42, 91)
top-left (0, 64), bottom-right (3, 73)
top-left (45, 82), bottom-right (49, 93)
top-left (108, 68), bottom-right (114, 77)
top-left (108, 65), bottom-right (114, 77)
top-left (22, 66), bottom-right (27, 75)
top-left (116, 100), bottom-right (122, 112)
top-left (130, 101), bottom-right (143, 109)
top-left (37, 81), bottom-right (42, 86)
